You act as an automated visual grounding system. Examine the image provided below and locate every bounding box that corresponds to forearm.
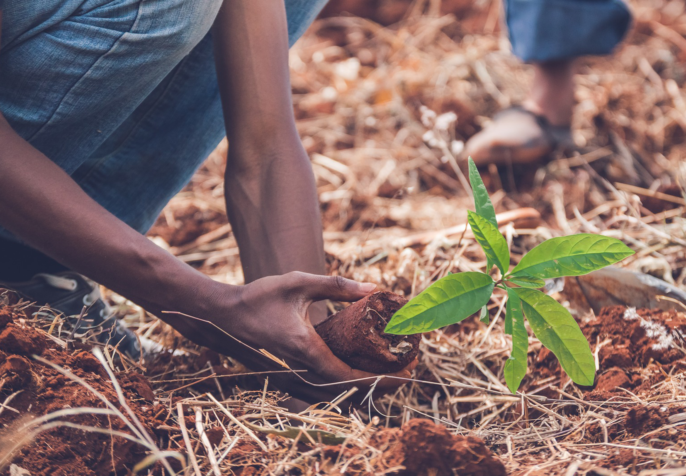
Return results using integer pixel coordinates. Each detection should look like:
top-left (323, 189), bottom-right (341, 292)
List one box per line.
top-left (224, 141), bottom-right (325, 282)
top-left (213, 0), bottom-right (325, 282)
top-left (0, 113), bottom-right (225, 320)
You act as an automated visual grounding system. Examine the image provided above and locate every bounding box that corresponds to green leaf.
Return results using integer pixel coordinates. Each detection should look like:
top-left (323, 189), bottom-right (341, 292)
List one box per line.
top-left (505, 275), bottom-right (545, 289)
top-left (385, 272), bottom-right (494, 335)
top-left (510, 234), bottom-right (635, 279)
top-left (468, 211), bottom-right (509, 275)
top-left (504, 296), bottom-right (513, 336)
top-left (479, 305), bottom-right (489, 325)
top-left (514, 288), bottom-right (595, 386)
top-left (504, 288), bottom-right (528, 393)
top-left (468, 157), bottom-right (497, 228)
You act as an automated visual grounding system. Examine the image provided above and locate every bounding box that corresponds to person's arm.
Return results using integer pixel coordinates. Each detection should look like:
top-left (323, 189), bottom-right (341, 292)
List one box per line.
top-left (0, 12), bottom-right (409, 403)
top-left (0, 114), bottom-right (410, 401)
top-left (213, 1), bottom-right (326, 299)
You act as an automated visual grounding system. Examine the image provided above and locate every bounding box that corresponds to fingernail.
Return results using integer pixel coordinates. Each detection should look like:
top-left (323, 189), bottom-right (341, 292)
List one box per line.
top-left (359, 283), bottom-right (377, 293)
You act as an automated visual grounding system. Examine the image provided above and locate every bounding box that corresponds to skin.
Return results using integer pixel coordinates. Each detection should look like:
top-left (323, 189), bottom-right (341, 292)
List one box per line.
top-left (523, 60), bottom-right (576, 127)
top-left (464, 59), bottom-right (575, 166)
top-left (0, 1), bottom-right (411, 402)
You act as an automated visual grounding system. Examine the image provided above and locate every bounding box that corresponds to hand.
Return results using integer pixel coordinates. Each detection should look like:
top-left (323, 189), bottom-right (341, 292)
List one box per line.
top-left (171, 272), bottom-right (414, 403)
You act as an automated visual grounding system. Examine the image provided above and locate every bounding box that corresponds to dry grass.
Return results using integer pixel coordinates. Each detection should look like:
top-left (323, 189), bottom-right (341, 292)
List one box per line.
top-left (141, 0), bottom-right (686, 473)
top-left (4, 0), bottom-right (686, 474)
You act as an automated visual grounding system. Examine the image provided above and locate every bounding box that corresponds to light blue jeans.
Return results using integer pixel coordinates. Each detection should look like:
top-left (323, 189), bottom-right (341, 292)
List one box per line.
top-left (0, 0), bottom-right (329, 241)
top-left (0, 0), bottom-right (631, 244)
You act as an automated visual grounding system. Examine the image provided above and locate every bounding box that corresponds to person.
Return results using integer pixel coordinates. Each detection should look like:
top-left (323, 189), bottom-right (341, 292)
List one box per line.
top-left (0, 0), bottom-right (411, 403)
top-left (464, 0), bottom-right (632, 165)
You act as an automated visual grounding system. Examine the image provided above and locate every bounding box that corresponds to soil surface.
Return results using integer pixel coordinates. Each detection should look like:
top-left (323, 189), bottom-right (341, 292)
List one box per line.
top-left (583, 306), bottom-right (686, 400)
top-left (0, 306), bottom-right (162, 476)
top-left (532, 305), bottom-right (686, 400)
top-left (0, 301), bottom-right (503, 476)
top-left (325, 418), bottom-right (506, 476)
top-left (315, 292), bottom-right (420, 373)
top-left (6, 298), bottom-right (682, 475)
top-left (529, 305), bottom-right (686, 461)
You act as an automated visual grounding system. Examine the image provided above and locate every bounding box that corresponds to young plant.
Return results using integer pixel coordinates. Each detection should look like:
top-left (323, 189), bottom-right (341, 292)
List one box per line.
top-left (384, 158), bottom-right (635, 393)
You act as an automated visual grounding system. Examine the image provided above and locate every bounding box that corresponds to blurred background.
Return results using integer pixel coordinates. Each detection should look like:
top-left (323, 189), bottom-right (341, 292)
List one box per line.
top-left (147, 0), bottom-right (685, 295)
top-left (7, 2), bottom-right (683, 474)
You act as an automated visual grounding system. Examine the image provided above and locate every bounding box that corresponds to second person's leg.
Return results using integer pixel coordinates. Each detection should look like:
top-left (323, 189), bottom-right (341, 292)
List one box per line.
top-left (464, 0), bottom-right (632, 166)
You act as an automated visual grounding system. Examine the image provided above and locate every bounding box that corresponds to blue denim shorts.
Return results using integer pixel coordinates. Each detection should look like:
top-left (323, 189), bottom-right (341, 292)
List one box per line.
top-left (506, 0), bottom-right (631, 62)
top-left (0, 0), bottom-right (631, 243)
top-left (0, 0), bottom-right (329, 242)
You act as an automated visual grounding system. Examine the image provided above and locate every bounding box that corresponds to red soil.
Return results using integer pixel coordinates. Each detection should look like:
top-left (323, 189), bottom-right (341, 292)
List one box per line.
top-left (529, 305), bottom-right (686, 457)
top-left (0, 307), bottom-right (162, 476)
top-left (325, 418), bottom-right (506, 476)
top-left (315, 292), bottom-right (420, 374)
top-left (0, 302), bottom-right (506, 476)
top-left (583, 306), bottom-right (686, 400)
top-left (531, 305), bottom-right (686, 401)
top-left (589, 306), bottom-right (686, 368)
top-left (594, 367), bottom-right (631, 393)
top-left (624, 406), bottom-right (667, 435)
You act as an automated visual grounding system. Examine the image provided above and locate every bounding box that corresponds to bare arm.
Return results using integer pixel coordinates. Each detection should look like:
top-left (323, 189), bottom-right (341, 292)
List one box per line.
top-left (0, 114), bottom-right (222, 325)
top-left (213, 0), bottom-right (326, 295)
top-left (0, 3), bottom-right (409, 401)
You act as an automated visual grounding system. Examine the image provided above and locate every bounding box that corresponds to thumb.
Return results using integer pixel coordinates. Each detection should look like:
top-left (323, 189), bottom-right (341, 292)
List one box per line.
top-left (286, 272), bottom-right (377, 303)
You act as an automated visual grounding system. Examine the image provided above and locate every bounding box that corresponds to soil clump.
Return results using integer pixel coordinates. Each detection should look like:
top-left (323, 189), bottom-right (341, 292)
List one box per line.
top-left (0, 306), bottom-right (161, 476)
top-left (531, 305), bottom-right (686, 400)
top-left (315, 291), bottom-right (420, 373)
top-left (325, 418), bottom-right (506, 476)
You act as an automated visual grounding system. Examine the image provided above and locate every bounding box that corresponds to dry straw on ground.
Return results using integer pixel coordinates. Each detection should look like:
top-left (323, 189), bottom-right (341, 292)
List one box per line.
top-left (2, 0), bottom-right (686, 474)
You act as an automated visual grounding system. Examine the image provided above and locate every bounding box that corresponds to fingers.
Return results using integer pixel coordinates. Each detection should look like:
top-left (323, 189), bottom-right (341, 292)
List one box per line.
top-left (296, 330), bottom-right (415, 399)
top-left (284, 272), bottom-right (377, 303)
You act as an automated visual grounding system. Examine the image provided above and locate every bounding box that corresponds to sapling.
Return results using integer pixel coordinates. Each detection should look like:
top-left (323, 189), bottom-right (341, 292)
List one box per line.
top-left (384, 158), bottom-right (635, 393)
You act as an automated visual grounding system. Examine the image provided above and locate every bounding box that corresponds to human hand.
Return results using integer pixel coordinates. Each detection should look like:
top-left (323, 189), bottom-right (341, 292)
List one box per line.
top-left (172, 272), bottom-right (414, 403)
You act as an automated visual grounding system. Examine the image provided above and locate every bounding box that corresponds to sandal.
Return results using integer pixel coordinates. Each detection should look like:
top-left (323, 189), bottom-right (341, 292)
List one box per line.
top-left (464, 106), bottom-right (573, 166)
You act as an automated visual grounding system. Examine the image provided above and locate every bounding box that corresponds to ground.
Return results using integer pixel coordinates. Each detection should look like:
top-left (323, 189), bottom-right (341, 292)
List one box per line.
top-left (1, 0), bottom-right (686, 474)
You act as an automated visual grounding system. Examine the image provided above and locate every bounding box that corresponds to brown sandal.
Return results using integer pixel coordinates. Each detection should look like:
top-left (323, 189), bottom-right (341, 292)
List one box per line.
top-left (464, 106), bottom-right (572, 166)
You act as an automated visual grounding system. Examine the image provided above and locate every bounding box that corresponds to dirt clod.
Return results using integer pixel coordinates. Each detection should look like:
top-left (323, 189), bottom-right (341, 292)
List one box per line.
top-left (0, 355), bottom-right (32, 390)
top-left (121, 372), bottom-right (156, 401)
top-left (315, 292), bottom-right (420, 373)
top-left (584, 306), bottom-right (686, 368)
top-left (0, 317), bottom-right (157, 476)
top-left (0, 308), bottom-right (13, 329)
top-left (595, 367), bottom-right (631, 393)
top-left (625, 406), bottom-right (667, 436)
top-left (366, 419), bottom-right (506, 476)
top-left (0, 324), bottom-right (46, 356)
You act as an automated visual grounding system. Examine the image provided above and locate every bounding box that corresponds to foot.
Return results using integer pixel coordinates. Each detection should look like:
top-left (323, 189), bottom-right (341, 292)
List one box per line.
top-left (0, 271), bottom-right (141, 360)
top-left (463, 106), bottom-right (572, 166)
top-left (465, 60), bottom-right (576, 167)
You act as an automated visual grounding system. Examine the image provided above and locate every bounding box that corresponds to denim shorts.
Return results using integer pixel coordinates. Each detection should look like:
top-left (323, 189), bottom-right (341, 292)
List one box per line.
top-left (0, 0), bottom-right (329, 242)
top-left (505, 0), bottom-right (631, 62)
top-left (0, 0), bottom-right (631, 243)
